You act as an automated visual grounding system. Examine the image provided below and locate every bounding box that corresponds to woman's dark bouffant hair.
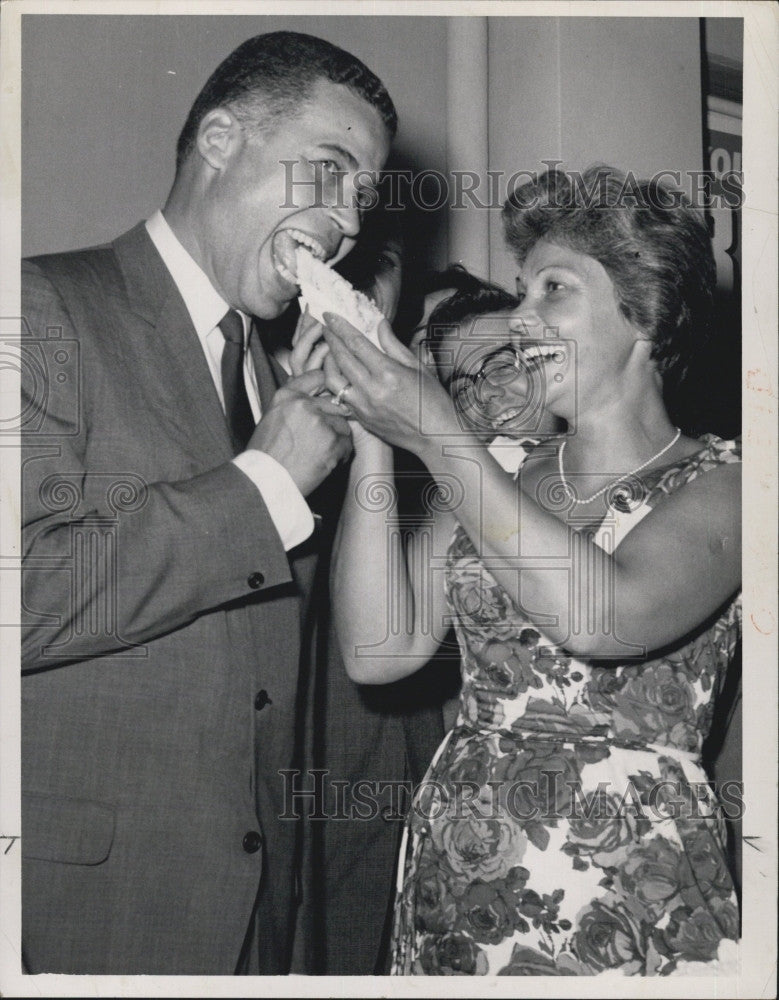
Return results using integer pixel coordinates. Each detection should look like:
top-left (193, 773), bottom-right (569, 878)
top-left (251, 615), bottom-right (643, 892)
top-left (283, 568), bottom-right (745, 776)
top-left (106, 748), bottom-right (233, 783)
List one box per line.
top-left (425, 266), bottom-right (518, 364)
top-left (501, 165), bottom-right (716, 404)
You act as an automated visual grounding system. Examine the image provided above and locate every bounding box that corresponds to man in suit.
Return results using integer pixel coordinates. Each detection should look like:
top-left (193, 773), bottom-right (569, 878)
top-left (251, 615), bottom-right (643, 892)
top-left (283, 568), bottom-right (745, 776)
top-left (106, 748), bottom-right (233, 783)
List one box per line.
top-left (20, 31), bottom-right (394, 975)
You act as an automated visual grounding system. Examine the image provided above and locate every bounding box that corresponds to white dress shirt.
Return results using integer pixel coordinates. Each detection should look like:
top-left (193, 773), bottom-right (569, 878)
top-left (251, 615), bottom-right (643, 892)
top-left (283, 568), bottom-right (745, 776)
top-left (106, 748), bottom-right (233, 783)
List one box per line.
top-left (145, 210), bottom-right (313, 550)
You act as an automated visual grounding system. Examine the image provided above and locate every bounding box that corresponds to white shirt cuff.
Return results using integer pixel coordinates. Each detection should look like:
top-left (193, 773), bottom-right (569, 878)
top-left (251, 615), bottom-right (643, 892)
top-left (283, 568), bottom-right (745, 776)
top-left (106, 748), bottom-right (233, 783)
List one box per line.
top-left (232, 451), bottom-right (315, 551)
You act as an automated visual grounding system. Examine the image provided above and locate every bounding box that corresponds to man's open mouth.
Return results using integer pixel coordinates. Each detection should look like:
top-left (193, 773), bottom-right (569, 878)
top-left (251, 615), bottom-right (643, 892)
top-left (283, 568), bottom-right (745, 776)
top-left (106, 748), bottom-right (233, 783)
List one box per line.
top-left (272, 229), bottom-right (329, 286)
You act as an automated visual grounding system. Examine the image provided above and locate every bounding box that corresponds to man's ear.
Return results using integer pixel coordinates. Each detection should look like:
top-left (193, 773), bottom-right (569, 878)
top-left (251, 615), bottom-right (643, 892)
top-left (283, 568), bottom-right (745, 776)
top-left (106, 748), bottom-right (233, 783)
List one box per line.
top-left (195, 108), bottom-right (241, 171)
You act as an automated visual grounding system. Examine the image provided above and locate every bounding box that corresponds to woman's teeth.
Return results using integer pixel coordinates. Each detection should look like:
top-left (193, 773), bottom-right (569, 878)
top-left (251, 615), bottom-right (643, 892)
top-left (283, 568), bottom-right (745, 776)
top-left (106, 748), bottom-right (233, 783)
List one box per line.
top-left (492, 407), bottom-right (524, 427)
top-left (520, 343), bottom-right (565, 363)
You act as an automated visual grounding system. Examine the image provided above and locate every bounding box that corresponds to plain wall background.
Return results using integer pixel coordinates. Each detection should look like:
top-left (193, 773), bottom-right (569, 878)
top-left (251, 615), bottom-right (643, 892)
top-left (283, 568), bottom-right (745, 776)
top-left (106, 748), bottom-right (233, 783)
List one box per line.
top-left (705, 15), bottom-right (743, 62)
top-left (487, 17), bottom-right (706, 288)
top-left (21, 14), bottom-right (449, 261)
top-left (23, 14), bottom-right (735, 278)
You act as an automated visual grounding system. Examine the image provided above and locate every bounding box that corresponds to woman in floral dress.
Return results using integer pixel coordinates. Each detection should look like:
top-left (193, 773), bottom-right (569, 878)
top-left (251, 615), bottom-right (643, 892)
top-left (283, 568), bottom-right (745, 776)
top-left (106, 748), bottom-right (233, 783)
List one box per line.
top-left (319, 166), bottom-right (741, 975)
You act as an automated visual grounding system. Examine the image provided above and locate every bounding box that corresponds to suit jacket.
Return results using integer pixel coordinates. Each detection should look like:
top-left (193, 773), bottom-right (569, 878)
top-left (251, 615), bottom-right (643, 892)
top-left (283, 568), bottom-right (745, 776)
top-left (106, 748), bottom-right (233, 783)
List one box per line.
top-left (20, 223), bottom-right (319, 974)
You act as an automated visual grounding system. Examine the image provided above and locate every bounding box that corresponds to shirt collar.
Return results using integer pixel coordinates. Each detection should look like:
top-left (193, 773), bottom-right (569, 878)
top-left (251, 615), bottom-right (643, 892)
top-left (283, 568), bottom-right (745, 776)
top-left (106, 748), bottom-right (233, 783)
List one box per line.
top-left (145, 209), bottom-right (247, 343)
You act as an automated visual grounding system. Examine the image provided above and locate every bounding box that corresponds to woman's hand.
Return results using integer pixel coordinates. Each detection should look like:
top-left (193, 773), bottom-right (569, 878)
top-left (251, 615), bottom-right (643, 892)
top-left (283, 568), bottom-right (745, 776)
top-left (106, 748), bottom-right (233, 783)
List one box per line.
top-left (289, 308), bottom-right (330, 376)
top-left (320, 351), bottom-right (383, 454)
top-left (321, 313), bottom-right (459, 457)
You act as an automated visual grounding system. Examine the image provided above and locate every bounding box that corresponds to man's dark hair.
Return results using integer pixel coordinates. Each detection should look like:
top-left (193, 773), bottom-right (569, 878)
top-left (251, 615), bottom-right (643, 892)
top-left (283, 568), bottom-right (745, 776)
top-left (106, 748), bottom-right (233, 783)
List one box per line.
top-left (176, 31), bottom-right (398, 172)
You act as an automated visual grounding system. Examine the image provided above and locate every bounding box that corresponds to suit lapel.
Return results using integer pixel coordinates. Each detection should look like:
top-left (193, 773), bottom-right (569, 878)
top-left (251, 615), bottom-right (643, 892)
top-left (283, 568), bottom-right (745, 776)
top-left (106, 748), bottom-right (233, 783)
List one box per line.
top-left (155, 293), bottom-right (234, 459)
top-left (113, 224), bottom-right (233, 464)
top-left (113, 223), bottom-right (300, 462)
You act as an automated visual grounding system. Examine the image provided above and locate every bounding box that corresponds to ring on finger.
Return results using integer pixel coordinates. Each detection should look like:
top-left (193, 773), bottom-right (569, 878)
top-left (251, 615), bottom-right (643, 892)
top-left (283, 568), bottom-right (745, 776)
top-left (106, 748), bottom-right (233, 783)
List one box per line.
top-left (333, 383), bottom-right (352, 407)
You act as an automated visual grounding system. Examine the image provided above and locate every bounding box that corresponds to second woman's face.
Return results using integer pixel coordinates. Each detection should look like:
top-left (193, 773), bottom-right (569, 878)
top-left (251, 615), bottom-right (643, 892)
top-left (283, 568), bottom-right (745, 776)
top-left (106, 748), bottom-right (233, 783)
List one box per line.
top-left (508, 240), bottom-right (640, 418)
top-left (438, 310), bottom-right (550, 439)
top-left (368, 235), bottom-right (404, 323)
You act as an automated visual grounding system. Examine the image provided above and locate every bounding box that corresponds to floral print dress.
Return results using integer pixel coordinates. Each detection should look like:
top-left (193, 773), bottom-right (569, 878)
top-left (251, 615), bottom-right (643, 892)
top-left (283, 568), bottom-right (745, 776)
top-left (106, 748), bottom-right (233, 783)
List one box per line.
top-left (391, 435), bottom-right (741, 976)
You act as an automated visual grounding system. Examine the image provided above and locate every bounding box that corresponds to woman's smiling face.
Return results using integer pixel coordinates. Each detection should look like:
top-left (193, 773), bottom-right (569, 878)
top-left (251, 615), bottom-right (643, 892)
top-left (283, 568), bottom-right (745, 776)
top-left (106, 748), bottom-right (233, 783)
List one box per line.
top-left (507, 240), bottom-right (641, 420)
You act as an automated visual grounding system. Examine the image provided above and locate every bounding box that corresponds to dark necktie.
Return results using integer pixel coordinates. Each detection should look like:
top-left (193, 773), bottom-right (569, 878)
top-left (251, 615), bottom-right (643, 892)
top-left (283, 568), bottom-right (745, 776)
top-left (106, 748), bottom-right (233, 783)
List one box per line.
top-left (248, 318), bottom-right (280, 413)
top-left (219, 309), bottom-right (255, 453)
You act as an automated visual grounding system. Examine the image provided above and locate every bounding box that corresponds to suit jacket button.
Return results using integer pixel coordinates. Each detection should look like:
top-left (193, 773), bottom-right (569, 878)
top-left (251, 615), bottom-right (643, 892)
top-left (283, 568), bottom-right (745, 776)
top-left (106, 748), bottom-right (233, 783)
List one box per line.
top-left (242, 831), bottom-right (262, 853)
top-left (247, 572), bottom-right (265, 589)
top-left (254, 689), bottom-right (271, 710)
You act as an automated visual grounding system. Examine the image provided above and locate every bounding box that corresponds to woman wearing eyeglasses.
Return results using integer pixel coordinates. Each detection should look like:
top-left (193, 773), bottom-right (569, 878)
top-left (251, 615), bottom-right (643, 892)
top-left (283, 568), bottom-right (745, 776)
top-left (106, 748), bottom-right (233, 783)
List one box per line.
top-left (320, 166), bottom-right (741, 976)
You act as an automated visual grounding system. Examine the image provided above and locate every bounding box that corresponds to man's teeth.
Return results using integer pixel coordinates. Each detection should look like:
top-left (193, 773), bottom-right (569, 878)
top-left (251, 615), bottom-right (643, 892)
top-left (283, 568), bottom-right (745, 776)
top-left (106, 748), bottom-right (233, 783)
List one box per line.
top-left (272, 229), bottom-right (330, 287)
top-left (520, 343), bottom-right (564, 362)
top-left (275, 260), bottom-right (297, 286)
top-left (287, 229), bottom-right (327, 261)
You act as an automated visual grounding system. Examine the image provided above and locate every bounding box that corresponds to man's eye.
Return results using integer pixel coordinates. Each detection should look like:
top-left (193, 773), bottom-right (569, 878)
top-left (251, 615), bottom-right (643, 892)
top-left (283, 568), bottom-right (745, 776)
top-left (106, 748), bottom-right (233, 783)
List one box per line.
top-left (452, 389), bottom-right (474, 411)
top-left (479, 360), bottom-right (518, 386)
top-left (309, 159), bottom-right (343, 185)
top-left (546, 280), bottom-right (565, 294)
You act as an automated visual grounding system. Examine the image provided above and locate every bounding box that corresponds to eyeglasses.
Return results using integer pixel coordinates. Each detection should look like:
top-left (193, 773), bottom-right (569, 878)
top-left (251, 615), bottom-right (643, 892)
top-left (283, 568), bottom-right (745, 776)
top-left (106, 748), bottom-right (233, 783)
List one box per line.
top-left (448, 347), bottom-right (523, 404)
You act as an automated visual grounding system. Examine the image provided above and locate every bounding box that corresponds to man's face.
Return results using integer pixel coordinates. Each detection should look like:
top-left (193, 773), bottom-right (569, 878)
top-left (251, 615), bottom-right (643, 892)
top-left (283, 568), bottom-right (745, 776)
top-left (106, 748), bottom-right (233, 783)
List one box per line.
top-left (198, 78), bottom-right (391, 318)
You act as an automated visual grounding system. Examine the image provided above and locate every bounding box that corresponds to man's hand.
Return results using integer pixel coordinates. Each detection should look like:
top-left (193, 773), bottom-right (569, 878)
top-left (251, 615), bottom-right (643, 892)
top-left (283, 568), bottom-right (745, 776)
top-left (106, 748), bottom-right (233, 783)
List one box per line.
top-left (247, 371), bottom-right (353, 496)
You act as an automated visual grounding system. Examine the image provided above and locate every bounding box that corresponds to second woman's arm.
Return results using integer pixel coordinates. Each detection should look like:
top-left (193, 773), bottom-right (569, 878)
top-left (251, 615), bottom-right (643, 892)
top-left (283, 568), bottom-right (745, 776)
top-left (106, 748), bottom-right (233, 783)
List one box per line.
top-left (331, 430), bottom-right (456, 684)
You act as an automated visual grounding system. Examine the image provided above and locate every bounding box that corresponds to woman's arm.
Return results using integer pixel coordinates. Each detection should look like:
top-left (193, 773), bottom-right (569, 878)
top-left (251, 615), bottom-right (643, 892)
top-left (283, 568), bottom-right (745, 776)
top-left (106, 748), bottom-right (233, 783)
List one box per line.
top-left (323, 315), bottom-right (741, 660)
top-left (417, 436), bottom-right (740, 659)
top-left (331, 431), bottom-right (456, 684)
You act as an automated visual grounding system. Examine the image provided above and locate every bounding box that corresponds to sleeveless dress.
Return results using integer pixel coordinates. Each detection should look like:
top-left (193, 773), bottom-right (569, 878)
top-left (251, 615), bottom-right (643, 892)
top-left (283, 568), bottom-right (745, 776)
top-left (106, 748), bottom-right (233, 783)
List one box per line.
top-left (391, 434), bottom-right (741, 976)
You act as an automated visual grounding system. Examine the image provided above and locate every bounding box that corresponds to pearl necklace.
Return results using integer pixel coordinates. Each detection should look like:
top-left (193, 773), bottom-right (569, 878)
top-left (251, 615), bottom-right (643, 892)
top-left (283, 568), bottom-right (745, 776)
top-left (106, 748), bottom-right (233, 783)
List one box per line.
top-left (557, 427), bottom-right (682, 506)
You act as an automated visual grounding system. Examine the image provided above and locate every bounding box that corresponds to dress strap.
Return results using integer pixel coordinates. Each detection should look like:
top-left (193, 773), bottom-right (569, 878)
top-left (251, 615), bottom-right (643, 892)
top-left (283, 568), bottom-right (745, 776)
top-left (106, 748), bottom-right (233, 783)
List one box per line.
top-left (590, 434), bottom-right (741, 551)
top-left (643, 434), bottom-right (741, 505)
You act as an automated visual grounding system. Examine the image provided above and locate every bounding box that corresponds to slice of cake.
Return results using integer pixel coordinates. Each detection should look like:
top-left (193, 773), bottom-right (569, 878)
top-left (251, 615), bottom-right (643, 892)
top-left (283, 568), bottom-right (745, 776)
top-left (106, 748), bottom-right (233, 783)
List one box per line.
top-left (295, 245), bottom-right (385, 350)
